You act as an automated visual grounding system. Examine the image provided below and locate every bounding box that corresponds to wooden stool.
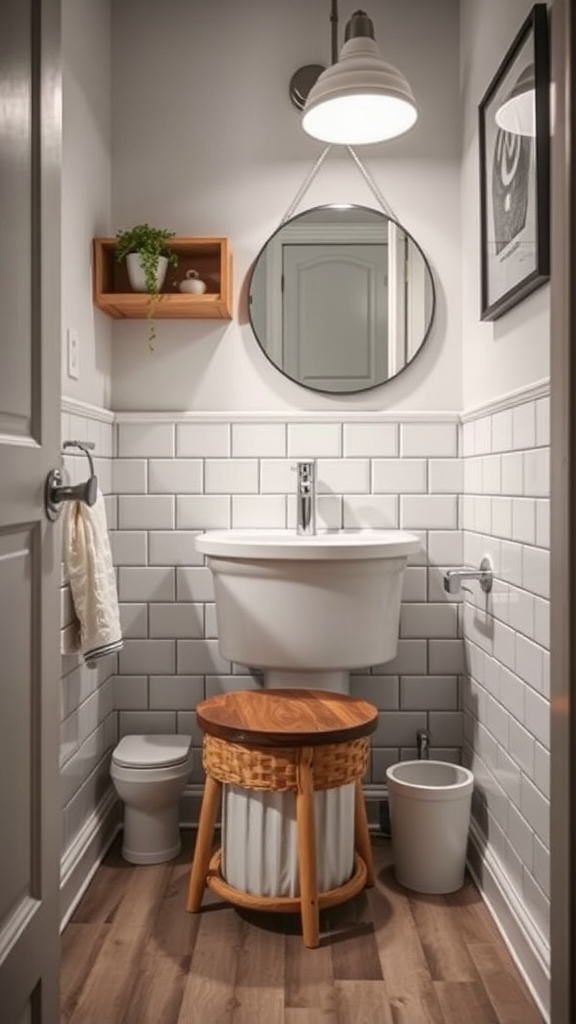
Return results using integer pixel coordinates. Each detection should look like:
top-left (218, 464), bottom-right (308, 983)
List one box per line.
top-left (186, 688), bottom-right (378, 948)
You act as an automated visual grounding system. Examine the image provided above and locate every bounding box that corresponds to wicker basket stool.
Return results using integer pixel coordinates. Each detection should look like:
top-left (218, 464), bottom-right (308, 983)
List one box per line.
top-left (186, 688), bottom-right (378, 948)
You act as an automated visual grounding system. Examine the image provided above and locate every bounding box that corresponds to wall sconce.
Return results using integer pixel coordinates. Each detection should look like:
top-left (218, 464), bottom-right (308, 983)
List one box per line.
top-left (289, 4), bottom-right (418, 145)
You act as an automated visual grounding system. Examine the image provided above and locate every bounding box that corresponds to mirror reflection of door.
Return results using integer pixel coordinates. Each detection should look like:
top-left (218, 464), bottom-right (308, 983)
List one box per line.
top-left (282, 244), bottom-right (388, 392)
top-left (248, 205), bottom-right (435, 395)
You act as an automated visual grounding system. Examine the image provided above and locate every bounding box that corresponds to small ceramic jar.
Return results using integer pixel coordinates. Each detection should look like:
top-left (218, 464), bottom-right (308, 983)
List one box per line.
top-left (179, 269), bottom-right (207, 294)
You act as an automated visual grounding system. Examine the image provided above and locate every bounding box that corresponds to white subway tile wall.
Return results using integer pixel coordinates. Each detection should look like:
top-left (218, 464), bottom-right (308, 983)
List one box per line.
top-left (462, 392), bottom-right (550, 948)
top-left (59, 396), bottom-right (550, 959)
top-left (59, 408), bottom-right (117, 863)
top-left (110, 415), bottom-right (463, 789)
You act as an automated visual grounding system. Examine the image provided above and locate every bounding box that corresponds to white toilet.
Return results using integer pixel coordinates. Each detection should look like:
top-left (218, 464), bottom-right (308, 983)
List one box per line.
top-left (110, 734), bottom-right (193, 864)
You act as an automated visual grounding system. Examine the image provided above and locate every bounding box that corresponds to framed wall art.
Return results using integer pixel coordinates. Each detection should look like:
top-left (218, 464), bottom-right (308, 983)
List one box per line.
top-left (478, 3), bottom-right (550, 322)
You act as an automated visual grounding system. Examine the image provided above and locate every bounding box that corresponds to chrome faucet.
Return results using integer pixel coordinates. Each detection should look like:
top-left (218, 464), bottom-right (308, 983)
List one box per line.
top-left (295, 459), bottom-right (316, 535)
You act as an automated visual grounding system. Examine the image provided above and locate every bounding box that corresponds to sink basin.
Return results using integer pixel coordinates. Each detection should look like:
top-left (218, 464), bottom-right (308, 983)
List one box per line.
top-left (195, 528), bottom-right (419, 560)
top-left (196, 528), bottom-right (420, 691)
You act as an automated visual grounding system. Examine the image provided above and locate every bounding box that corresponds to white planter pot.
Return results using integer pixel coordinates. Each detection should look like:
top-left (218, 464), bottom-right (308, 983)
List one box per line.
top-left (126, 252), bottom-right (168, 293)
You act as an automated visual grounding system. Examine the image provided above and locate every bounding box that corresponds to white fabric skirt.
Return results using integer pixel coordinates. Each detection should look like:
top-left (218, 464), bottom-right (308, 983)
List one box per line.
top-left (221, 783), bottom-right (355, 897)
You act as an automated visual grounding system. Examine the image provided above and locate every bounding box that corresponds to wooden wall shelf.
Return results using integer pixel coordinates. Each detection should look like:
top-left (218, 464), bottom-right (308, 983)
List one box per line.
top-left (93, 237), bottom-right (233, 319)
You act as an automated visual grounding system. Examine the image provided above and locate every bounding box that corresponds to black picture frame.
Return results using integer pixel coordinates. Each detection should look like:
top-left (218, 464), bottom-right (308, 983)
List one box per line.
top-left (478, 4), bottom-right (550, 322)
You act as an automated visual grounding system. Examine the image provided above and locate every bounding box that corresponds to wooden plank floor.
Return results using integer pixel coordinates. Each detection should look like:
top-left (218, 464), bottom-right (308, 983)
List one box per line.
top-left (61, 831), bottom-right (545, 1024)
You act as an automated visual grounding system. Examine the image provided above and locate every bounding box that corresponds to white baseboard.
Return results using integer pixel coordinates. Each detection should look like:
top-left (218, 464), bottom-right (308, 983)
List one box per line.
top-left (467, 819), bottom-right (550, 1023)
top-left (60, 790), bottom-right (121, 931)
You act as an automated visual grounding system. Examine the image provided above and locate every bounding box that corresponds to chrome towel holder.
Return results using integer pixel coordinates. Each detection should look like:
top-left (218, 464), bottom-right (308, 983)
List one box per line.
top-left (44, 440), bottom-right (98, 522)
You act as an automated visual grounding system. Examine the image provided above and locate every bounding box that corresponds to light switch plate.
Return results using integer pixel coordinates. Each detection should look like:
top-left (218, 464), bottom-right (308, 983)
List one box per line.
top-left (67, 328), bottom-right (80, 379)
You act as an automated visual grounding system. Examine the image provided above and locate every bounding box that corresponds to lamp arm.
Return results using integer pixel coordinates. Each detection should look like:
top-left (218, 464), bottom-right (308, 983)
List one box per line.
top-left (330, 0), bottom-right (339, 64)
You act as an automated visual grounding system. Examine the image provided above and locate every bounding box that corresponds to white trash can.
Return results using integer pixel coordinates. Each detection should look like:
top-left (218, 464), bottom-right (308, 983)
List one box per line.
top-left (385, 760), bottom-right (474, 894)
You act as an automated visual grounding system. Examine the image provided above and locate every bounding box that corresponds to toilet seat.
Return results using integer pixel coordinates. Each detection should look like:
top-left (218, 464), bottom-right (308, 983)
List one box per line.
top-left (113, 734), bottom-right (191, 770)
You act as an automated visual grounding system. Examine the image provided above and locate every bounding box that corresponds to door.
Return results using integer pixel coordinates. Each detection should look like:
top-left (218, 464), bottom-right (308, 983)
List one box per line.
top-left (0, 0), bottom-right (62, 1022)
top-left (550, 0), bottom-right (576, 1019)
top-left (283, 244), bottom-right (388, 391)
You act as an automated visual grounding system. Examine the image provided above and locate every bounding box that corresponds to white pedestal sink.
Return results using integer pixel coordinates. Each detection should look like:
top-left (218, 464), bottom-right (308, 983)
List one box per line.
top-left (195, 527), bottom-right (420, 898)
top-left (195, 528), bottom-right (420, 691)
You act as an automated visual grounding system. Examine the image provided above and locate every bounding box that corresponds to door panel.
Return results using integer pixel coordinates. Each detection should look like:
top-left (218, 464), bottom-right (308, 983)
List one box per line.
top-left (0, 0), bottom-right (33, 434)
top-left (283, 244), bottom-right (388, 391)
top-left (0, 0), bottom-right (61, 1021)
top-left (0, 529), bottom-right (34, 929)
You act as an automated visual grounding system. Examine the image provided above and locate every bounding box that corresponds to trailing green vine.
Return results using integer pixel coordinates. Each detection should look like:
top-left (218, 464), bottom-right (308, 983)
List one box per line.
top-left (115, 223), bottom-right (178, 350)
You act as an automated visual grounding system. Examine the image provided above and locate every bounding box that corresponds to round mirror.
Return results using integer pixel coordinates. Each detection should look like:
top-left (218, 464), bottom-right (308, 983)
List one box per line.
top-left (248, 205), bottom-right (436, 394)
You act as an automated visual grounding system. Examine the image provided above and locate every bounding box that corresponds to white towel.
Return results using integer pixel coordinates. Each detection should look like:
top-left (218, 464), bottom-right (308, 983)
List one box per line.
top-left (62, 489), bottom-right (123, 667)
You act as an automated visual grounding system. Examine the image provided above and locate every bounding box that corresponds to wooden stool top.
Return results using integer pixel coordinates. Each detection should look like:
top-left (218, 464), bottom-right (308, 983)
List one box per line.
top-left (196, 688), bottom-right (378, 747)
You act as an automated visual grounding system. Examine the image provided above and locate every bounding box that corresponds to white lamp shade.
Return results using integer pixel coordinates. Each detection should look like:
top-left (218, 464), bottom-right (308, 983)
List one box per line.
top-left (302, 35), bottom-right (418, 145)
top-left (494, 65), bottom-right (535, 137)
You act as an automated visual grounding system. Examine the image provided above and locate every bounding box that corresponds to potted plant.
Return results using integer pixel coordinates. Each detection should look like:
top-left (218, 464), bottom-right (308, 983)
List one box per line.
top-left (115, 223), bottom-right (178, 349)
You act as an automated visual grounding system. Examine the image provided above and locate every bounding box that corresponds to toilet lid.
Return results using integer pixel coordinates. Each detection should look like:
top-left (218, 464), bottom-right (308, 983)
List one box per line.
top-left (113, 734), bottom-right (192, 769)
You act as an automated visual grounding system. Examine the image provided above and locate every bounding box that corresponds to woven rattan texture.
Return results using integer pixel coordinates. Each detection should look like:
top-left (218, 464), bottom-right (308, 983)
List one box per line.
top-left (202, 733), bottom-right (369, 792)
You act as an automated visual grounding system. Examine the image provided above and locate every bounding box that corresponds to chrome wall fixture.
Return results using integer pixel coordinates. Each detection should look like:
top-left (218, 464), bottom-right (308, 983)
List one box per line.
top-left (44, 440), bottom-right (98, 522)
top-left (443, 557), bottom-right (494, 595)
top-left (290, 2), bottom-right (418, 145)
top-left (417, 729), bottom-right (430, 759)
